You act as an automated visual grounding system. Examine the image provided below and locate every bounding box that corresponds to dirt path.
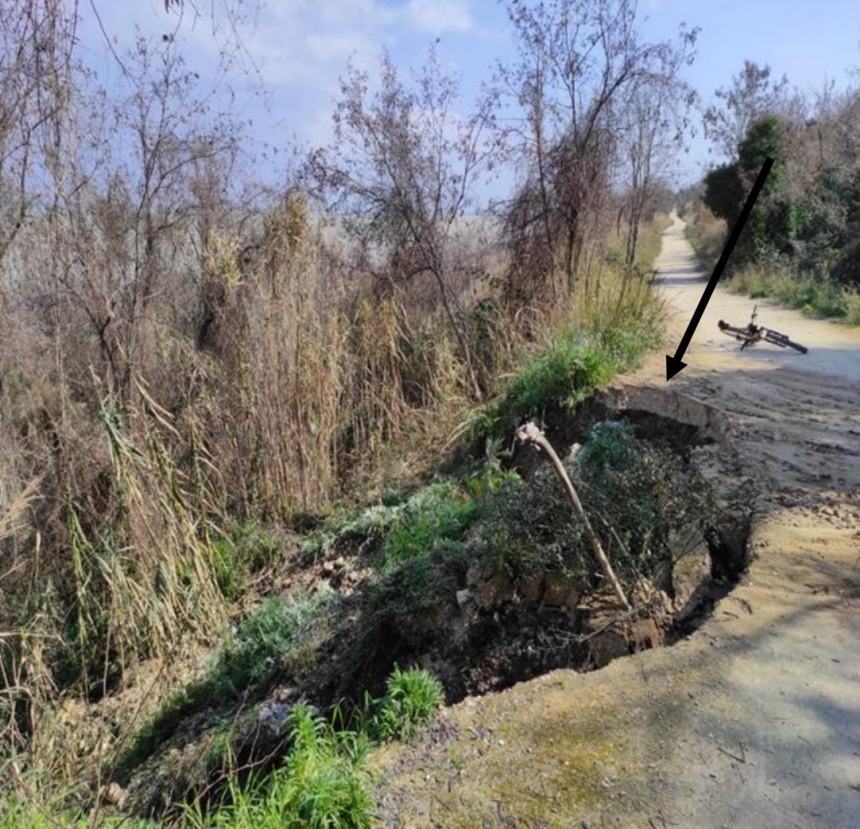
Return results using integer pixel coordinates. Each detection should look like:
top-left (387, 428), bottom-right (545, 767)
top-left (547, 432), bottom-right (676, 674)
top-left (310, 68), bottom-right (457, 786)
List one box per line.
top-left (372, 215), bottom-right (860, 828)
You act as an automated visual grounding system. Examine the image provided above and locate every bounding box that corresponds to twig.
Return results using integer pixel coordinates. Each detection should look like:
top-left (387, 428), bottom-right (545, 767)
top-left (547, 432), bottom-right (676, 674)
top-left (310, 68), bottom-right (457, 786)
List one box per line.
top-left (516, 421), bottom-right (630, 611)
top-left (716, 743), bottom-right (746, 764)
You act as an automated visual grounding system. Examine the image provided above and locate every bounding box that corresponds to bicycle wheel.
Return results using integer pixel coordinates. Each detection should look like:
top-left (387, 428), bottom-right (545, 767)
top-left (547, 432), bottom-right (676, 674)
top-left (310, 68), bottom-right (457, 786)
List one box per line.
top-left (764, 329), bottom-right (808, 354)
top-left (784, 338), bottom-right (808, 354)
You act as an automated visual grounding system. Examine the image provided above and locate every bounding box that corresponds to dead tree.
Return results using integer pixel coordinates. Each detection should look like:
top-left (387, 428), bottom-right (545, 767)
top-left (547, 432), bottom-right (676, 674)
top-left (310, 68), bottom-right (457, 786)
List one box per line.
top-left (309, 48), bottom-right (502, 398)
top-left (516, 421), bottom-right (630, 611)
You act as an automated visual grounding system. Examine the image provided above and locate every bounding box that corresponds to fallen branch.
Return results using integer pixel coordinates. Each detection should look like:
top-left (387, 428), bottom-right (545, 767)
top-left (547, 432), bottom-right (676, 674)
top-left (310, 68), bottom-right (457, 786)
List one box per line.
top-left (515, 421), bottom-right (631, 611)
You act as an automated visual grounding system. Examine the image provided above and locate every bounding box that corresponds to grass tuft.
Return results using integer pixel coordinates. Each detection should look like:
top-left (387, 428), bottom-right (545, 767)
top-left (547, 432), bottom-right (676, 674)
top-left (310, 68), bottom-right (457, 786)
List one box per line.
top-left (370, 666), bottom-right (444, 742)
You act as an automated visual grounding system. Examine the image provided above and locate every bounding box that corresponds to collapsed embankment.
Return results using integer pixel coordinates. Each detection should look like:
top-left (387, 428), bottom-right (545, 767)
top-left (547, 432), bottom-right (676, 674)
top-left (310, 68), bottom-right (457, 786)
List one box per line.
top-left (113, 384), bottom-right (752, 819)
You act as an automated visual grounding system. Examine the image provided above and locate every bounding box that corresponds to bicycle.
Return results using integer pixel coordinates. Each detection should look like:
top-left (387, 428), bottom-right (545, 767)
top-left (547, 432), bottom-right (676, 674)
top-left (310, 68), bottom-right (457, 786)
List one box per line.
top-left (718, 305), bottom-right (808, 354)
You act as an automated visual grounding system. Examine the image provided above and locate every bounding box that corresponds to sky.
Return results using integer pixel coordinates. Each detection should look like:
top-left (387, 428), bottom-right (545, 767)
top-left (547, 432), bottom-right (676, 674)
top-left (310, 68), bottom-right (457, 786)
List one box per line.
top-left (79, 0), bottom-right (860, 189)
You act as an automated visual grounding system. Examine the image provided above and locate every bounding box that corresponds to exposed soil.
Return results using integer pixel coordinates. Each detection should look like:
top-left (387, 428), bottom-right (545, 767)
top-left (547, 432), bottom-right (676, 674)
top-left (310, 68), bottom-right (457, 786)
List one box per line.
top-left (331, 401), bottom-right (749, 708)
top-left (371, 214), bottom-right (860, 829)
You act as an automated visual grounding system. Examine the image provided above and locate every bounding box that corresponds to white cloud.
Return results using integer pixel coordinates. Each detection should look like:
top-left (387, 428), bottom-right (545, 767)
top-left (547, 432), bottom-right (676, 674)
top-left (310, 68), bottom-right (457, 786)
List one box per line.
top-left (407, 0), bottom-right (473, 34)
top-left (80, 0), bottom-right (476, 152)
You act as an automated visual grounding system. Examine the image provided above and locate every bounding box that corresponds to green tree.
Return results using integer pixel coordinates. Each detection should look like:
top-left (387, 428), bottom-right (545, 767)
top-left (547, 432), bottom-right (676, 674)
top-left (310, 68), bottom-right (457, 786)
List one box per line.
top-left (703, 115), bottom-right (790, 265)
top-left (703, 162), bottom-right (742, 225)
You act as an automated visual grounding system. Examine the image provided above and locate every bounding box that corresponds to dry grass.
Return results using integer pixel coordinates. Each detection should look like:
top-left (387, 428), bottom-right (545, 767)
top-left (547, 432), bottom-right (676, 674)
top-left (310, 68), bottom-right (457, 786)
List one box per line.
top-left (0, 201), bottom-right (670, 822)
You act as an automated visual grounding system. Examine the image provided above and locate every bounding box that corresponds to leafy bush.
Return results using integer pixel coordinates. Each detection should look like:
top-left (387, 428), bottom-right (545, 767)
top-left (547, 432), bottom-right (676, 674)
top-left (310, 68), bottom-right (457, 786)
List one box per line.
top-left (845, 290), bottom-right (860, 326)
top-left (573, 423), bottom-right (714, 577)
top-left (728, 265), bottom-right (859, 322)
top-left (685, 205), bottom-right (726, 268)
top-left (577, 421), bottom-right (638, 471)
top-left (370, 667), bottom-right (444, 742)
top-left (469, 422), bottom-right (714, 586)
top-left (469, 468), bottom-right (587, 580)
top-left (472, 332), bottom-right (620, 442)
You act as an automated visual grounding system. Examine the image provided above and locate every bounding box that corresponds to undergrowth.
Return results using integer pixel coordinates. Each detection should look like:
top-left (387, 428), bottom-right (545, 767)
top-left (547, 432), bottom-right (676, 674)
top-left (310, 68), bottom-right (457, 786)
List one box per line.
top-left (469, 422), bottom-right (713, 583)
top-left (2, 214), bottom-right (670, 826)
top-left (727, 265), bottom-right (860, 324)
top-left (116, 590), bottom-right (338, 777)
top-left (183, 668), bottom-right (442, 829)
top-left (0, 796), bottom-right (156, 829)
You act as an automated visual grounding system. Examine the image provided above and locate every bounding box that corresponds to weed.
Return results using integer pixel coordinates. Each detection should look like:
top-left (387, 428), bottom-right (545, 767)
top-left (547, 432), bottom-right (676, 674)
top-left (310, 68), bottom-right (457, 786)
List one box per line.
top-left (370, 667), bottom-right (444, 742)
top-left (186, 704), bottom-right (374, 829)
top-left (379, 482), bottom-right (476, 570)
top-left (472, 332), bottom-right (619, 443)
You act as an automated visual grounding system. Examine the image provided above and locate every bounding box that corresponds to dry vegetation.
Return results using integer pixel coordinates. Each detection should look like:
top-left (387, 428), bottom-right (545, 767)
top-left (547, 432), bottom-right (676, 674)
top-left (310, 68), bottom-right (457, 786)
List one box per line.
top-left (1, 1), bottom-right (695, 825)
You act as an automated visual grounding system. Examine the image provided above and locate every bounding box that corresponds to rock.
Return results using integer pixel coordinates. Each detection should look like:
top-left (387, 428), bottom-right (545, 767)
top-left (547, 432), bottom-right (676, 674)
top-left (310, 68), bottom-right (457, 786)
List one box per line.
top-left (456, 588), bottom-right (473, 608)
top-left (322, 560), bottom-right (336, 575)
top-left (672, 545), bottom-right (712, 619)
top-left (475, 574), bottom-right (513, 608)
top-left (254, 700), bottom-right (294, 741)
top-left (518, 574), bottom-right (545, 604)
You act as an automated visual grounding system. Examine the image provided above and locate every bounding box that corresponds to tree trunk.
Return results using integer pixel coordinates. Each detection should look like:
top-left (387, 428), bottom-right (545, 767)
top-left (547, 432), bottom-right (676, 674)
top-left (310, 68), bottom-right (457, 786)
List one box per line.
top-left (431, 267), bottom-right (482, 399)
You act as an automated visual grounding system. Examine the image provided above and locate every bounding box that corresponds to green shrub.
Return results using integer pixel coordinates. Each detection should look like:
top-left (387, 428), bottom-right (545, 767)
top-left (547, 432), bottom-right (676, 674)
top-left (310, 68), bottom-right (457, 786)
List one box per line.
top-left (473, 332), bottom-right (619, 443)
top-left (685, 206), bottom-right (726, 268)
top-left (469, 467), bottom-right (586, 580)
top-left (379, 482), bottom-right (476, 570)
top-left (468, 422), bottom-right (715, 586)
top-left (305, 501), bottom-right (406, 560)
top-left (577, 421), bottom-right (638, 471)
top-left (844, 290), bottom-right (860, 326)
top-left (574, 423), bottom-right (714, 576)
top-left (728, 266), bottom-right (858, 322)
top-left (371, 667), bottom-right (444, 742)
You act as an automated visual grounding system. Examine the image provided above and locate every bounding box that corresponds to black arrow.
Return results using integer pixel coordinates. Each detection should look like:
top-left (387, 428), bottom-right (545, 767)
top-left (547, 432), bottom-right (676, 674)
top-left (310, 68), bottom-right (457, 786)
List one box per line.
top-left (666, 156), bottom-right (774, 381)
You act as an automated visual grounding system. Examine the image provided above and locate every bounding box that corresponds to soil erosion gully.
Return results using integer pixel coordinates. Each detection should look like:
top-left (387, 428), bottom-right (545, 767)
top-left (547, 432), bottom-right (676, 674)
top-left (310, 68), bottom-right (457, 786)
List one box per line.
top-left (374, 212), bottom-right (860, 829)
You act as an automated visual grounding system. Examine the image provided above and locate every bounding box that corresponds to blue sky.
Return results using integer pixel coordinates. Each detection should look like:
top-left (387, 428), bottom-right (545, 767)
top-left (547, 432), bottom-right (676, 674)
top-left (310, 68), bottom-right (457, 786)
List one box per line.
top-left (80, 0), bottom-right (860, 187)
